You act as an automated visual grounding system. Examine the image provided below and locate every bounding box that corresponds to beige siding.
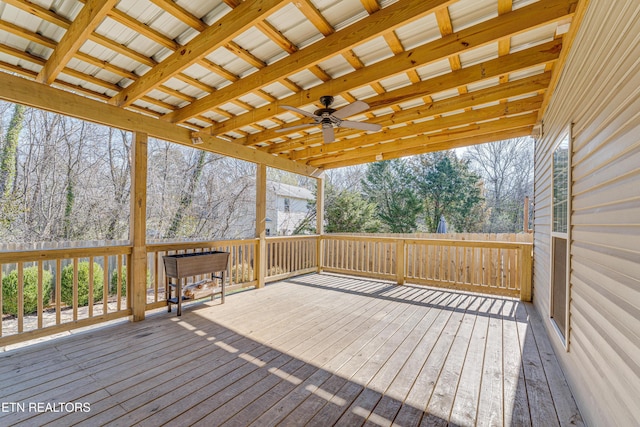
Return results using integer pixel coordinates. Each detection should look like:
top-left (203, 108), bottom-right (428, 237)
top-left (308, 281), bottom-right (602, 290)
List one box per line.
top-left (534, 1), bottom-right (640, 425)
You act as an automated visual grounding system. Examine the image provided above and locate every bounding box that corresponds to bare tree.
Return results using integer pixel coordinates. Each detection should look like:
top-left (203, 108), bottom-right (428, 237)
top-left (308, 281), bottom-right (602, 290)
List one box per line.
top-left (465, 137), bottom-right (534, 232)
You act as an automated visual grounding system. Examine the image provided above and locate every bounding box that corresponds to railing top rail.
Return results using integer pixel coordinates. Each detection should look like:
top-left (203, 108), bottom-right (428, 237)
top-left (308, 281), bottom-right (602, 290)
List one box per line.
top-left (265, 235), bottom-right (319, 241)
top-left (146, 238), bottom-right (259, 252)
top-left (0, 245), bottom-right (133, 263)
top-left (402, 238), bottom-right (532, 249)
top-left (321, 234), bottom-right (532, 249)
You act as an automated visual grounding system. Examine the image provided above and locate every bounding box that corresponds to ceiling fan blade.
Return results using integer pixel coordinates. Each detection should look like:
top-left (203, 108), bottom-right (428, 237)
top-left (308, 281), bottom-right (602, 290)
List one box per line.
top-left (333, 100), bottom-right (370, 119)
top-left (322, 126), bottom-right (335, 144)
top-left (280, 105), bottom-right (317, 118)
top-left (339, 120), bottom-right (382, 132)
top-left (275, 123), bottom-right (317, 132)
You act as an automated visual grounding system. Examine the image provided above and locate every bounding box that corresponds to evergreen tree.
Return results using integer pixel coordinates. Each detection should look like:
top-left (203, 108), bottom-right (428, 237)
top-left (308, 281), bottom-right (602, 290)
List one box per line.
top-left (325, 185), bottom-right (380, 233)
top-left (362, 160), bottom-right (422, 233)
top-left (411, 152), bottom-right (484, 232)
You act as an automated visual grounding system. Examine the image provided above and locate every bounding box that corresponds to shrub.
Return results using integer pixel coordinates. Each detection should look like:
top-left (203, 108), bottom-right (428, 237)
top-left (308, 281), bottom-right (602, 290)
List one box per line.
top-left (231, 263), bottom-right (254, 283)
top-left (267, 265), bottom-right (287, 276)
top-left (110, 266), bottom-right (151, 296)
top-left (60, 261), bottom-right (104, 307)
top-left (1, 267), bottom-right (52, 315)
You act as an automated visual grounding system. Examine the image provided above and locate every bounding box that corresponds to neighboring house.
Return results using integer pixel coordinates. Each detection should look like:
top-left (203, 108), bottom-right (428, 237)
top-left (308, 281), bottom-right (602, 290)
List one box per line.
top-left (532, 2), bottom-right (640, 425)
top-left (218, 180), bottom-right (314, 237)
top-left (266, 181), bottom-right (314, 236)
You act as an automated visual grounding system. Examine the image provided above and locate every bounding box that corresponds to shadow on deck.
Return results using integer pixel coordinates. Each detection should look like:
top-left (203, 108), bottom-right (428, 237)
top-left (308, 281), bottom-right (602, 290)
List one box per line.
top-left (0, 273), bottom-right (582, 426)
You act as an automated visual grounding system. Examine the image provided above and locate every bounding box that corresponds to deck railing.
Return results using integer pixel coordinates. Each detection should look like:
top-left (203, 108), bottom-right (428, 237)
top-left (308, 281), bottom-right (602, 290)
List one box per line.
top-left (146, 239), bottom-right (259, 309)
top-left (1, 234), bottom-right (531, 346)
top-left (321, 235), bottom-right (532, 299)
top-left (0, 245), bottom-right (131, 346)
top-left (265, 235), bottom-right (318, 282)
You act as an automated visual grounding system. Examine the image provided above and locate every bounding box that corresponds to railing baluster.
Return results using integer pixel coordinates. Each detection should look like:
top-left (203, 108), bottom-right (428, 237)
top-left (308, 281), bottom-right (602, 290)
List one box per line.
top-left (37, 261), bottom-right (44, 329)
top-left (103, 256), bottom-right (109, 315)
top-left (88, 257), bottom-right (94, 318)
top-left (18, 263), bottom-right (24, 333)
top-left (73, 258), bottom-right (78, 322)
top-left (0, 265), bottom-right (3, 337)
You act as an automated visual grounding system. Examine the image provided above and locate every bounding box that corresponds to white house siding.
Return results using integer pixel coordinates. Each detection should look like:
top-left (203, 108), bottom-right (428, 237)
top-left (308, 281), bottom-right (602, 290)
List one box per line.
top-left (534, 2), bottom-right (640, 426)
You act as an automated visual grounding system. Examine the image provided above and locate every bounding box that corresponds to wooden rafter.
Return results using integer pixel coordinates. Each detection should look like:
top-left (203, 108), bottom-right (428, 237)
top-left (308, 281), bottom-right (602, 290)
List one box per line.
top-left (265, 72), bottom-right (551, 154)
top-left (318, 126), bottom-right (533, 169)
top-left (110, 0), bottom-right (287, 107)
top-left (162, 0), bottom-right (456, 124)
top-left (209, 1), bottom-right (573, 137)
top-left (0, 72), bottom-right (318, 177)
top-left (0, 0), bottom-right (585, 171)
top-left (308, 113), bottom-right (538, 167)
top-left (36, 0), bottom-right (118, 84)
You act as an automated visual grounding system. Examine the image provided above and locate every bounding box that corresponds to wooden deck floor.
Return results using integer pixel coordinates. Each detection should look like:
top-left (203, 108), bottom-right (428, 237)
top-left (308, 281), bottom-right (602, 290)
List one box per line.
top-left (0, 273), bottom-right (583, 426)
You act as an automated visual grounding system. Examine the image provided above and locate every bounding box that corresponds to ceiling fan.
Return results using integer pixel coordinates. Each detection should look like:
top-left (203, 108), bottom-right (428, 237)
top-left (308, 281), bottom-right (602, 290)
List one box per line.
top-left (276, 95), bottom-right (382, 144)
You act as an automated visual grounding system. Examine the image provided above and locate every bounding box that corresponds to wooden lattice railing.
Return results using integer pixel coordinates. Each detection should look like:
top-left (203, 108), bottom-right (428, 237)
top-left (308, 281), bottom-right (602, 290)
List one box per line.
top-left (0, 246), bottom-right (131, 346)
top-left (321, 235), bottom-right (532, 299)
top-left (146, 239), bottom-right (259, 309)
top-left (1, 234), bottom-right (531, 346)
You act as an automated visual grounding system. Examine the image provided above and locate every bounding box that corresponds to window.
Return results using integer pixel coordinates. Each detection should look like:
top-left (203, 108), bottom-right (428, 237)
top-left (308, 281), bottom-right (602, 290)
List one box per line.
top-left (550, 128), bottom-right (571, 347)
top-left (552, 136), bottom-right (569, 234)
top-left (284, 198), bottom-right (290, 213)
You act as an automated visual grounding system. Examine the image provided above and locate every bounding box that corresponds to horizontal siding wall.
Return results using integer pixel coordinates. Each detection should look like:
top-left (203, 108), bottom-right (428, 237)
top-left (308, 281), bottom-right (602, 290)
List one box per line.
top-left (534, 1), bottom-right (640, 426)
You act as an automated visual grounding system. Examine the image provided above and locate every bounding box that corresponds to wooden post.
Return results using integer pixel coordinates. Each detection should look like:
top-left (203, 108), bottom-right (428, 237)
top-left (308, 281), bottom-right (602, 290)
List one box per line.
top-left (523, 196), bottom-right (528, 233)
top-left (396, 239), bottom-right (405, 285)
top-left (519, 243), bottom-right (533, 301)
top-left (130, 132), bottom-right (148, 321)
top-left (256, 164), bottom-right (267, 288)
top-left (316, 173), bottom-right (324, 273)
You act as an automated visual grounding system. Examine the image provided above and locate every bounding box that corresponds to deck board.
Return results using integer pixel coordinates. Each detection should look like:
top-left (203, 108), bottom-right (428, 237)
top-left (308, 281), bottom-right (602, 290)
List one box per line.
top-left (0, 273), bottom-right (582, 426)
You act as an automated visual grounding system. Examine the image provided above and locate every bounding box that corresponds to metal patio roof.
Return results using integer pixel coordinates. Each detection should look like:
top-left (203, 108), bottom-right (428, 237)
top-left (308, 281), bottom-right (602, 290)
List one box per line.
top-left (0, 0), bottom-right (580, 170)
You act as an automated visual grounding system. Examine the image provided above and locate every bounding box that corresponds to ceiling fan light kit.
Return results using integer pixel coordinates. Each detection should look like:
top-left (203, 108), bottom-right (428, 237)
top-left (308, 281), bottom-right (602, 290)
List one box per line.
top-left (276, 95), bottom-right (382, 143)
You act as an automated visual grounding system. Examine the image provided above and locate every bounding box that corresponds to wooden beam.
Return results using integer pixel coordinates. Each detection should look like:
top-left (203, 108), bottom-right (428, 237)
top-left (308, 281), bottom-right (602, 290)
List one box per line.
top-left (308, 113), bottom-right (538, 167)
top-left (268, 72), bottom-right (549, 154)
top-left (130, 132), bottom-right (148, 321)
top-left (289, 97), bottom-right (543, 161)
top-left (256, 21), bottom-right (298, 53)
top-left (110, 0), bottom-right (287, 107)
top-left (316, 173), bottom-right (325, 273)
top-left (2, 0), bottom-right (71, 29)
top-left (247, 40), bottom-right (560, 150)
top-left (89, 31), bottom-right (157, 67)
top-left (148, 0), bottom-right (207, 31)
top-left (0, 19), bottom-right (56, 49)
top-left (360, 0), bottom-right (380, 14)
top-left (294, 0), bottom-right (334, 36)
top-left (207, 0), bottom-right (575, 135)
top-left (107, 8), bottom-right (180, 51)
top-left (162, 0), bottom-right (455, 124)
top-left (36, 0), bottom-right (118, 84)
top-left (256, 164), bottom-right (267, 288)
top-left (0, 72), bottom-right (320, 177)
top-left (319, 126), bottom-right (534, 169)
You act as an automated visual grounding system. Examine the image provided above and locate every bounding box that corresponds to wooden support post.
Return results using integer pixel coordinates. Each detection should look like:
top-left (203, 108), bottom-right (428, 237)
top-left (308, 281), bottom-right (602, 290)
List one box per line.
top-left (524, 196), bottom-right (531, 233)
top-left (519, 244), bottom-right (533, 301)
top-left (256, 164), bottom-right (267, 288)
top-left (396, 239), bottom-right (405, 285)
top-left (316, 173), bottom-right (325, 273)
top-left (130, 132), bottom-right (148, 321)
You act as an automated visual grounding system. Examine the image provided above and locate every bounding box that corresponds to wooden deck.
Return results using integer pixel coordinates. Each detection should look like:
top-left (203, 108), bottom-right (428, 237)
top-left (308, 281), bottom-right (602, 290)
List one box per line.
top-left (0, 273), bottom-right (582, 426)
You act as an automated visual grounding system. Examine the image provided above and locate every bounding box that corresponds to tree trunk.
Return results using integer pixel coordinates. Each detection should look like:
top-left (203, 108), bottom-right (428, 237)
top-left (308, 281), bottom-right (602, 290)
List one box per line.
top-left (0, 104), bottom-right (25, 199)
top-left (165, 150), bottom-right (207, 238)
